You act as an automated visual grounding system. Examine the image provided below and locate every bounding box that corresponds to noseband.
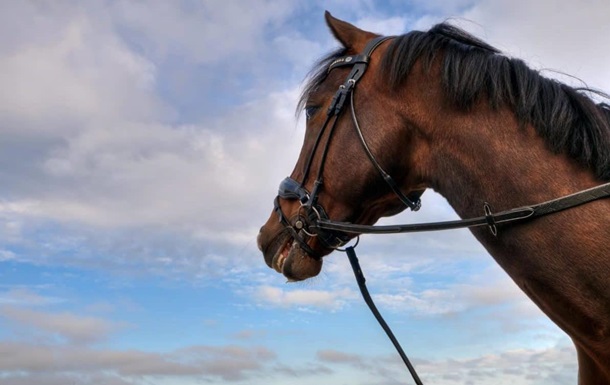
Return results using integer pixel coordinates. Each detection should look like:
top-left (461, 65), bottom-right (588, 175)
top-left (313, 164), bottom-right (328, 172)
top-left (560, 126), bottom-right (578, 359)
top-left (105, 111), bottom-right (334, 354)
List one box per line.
top-left (274, 36), bottom-right (422, 256)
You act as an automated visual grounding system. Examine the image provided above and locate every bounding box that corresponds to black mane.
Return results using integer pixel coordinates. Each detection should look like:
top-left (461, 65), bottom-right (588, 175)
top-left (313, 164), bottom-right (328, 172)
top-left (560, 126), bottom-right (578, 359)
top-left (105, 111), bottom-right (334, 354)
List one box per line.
top-left (381, 23), bottom-right (610, 180)
top-left (300, 23), bottom-right (610, 180)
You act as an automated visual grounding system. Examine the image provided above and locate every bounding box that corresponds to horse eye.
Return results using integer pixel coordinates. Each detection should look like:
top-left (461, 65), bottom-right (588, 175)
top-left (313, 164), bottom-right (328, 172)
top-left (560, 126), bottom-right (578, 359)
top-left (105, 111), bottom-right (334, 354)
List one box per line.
top-left (305, 106), bottom-right (319, 120)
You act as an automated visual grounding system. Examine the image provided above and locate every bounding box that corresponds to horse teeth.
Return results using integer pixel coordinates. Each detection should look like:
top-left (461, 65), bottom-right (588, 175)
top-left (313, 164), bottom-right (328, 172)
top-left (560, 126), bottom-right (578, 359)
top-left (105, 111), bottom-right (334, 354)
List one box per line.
top-left (277, 251), bottom-right (287, 271)
top-left (274, 240), bottom-right (297, 273)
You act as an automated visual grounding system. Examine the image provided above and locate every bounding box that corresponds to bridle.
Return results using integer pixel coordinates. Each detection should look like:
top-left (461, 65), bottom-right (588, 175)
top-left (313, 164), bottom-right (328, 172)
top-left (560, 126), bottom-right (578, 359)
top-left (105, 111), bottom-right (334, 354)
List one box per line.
top-left (274, 36), bottom-right (423, 257)
top-left (271, 35), bottom-right (610, 385)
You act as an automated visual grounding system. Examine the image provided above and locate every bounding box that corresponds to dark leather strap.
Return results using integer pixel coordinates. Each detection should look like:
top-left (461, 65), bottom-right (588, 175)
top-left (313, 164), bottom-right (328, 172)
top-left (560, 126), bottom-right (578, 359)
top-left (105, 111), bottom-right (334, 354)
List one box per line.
top-left (345, 246), bottom-right (424, 385)
top-left (327, 36), bottom-right (392, 116)
top-left (315, 182), bottom-right (610, 235)
top-left (328, 54), bottom-right (369, 71)
top-left (349, 91), bottom-right (422, 211)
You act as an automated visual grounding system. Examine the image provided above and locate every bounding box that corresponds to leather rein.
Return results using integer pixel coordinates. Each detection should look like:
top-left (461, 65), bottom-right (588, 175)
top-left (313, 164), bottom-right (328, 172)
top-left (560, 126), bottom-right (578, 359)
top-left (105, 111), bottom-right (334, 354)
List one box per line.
top-left (273, 35), bottom-right (610, 385)
top-left (318, 181), bottom-right (610, 237)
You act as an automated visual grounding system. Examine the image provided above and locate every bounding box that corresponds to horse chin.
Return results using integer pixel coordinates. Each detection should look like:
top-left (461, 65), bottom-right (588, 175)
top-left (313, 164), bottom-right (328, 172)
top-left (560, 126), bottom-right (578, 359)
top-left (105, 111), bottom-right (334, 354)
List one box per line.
top-left (270, 238), bottom-right (322, 282)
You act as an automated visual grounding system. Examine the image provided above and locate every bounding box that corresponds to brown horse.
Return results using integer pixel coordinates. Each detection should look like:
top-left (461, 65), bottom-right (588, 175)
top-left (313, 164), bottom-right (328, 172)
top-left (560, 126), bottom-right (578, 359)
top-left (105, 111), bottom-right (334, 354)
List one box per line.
top-left (257, 12), bottom-right (610, 384)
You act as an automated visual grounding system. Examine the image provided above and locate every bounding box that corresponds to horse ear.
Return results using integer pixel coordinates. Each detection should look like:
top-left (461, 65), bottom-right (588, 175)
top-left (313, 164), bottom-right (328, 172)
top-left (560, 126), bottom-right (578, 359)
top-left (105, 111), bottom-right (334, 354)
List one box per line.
top-left (324, 11), bottom-right (377, 50)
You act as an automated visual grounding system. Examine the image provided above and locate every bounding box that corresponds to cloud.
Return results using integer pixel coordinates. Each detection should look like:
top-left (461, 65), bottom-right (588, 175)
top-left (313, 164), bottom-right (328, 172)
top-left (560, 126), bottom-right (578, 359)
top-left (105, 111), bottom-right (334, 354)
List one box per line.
top-left (1, 306), bottom-right (125, 344)
top-left (231, 329), bottom-right (268, 340)
top-left (460, 0), bottom-right (610, 91)
top-left (109, 0), bottom-right (297, 64)
top-left (0, 373), bottom-right (135, 385)
top-left (0, 298), bottom-right (283, 384)
top-left (0, 0), bottom-right (303, 229)
top-left (272, 362), bottom-right (334, 378)
top-left (317, 349), bottom-right (364, 365)
top-left (0, 91), bottom-right (305, 279)
top-left (355, 15), bottom-right (410, 35)
top-left (0, 249), bottom-right (15, 262)
top-left (0, 341), bottom-right (279, 382)
top-left (252, 285), bottom-right (356, 310)
top-left (0, 5), bottom-right (161, 132)
top-left (0, 288), bottom-right (64, 307)
top-left (413, 344), bottom-right (578, 385)
top-left (358, 264), bottom-right (552, 336)
top-left (0, 0), bottom-right (307, 277)
top-left (314, 343), bottom-right (577, 385)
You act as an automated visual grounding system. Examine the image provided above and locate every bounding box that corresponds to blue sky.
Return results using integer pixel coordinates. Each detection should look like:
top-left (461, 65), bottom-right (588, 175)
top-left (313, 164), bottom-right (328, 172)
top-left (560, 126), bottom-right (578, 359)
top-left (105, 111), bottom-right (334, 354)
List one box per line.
top-left (1, 1), bottom-right (610, 384)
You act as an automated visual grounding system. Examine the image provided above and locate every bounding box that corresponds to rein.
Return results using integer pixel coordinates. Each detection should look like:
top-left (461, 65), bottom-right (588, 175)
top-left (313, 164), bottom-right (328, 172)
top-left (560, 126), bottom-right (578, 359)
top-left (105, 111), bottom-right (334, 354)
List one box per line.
top-left (316, 181), bottom-right (610, 236)
top-left (273, 35), bottom-right (610, 385)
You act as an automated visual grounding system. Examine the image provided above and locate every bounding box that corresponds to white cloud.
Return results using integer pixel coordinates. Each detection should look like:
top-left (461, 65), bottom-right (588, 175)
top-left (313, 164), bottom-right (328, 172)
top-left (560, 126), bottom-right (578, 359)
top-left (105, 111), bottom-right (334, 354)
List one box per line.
top-left (355, 16), bottom-right (410, 35)
top-left (0, 288), bottom-right (64, 307)
top-left (1, 306), bottom-right (126, 344)
top-left (317, 349), bottom-right (364, 365)
top-left (253, 285), bottom-right (356, 310)
top-left (0, 8), bottom-right (162, 133)
top-left (0, 249), bottom-right (15, 261)
top-left (0, 0), bottom-right (304, 230)
top-left (413, 344), bottom-right (577, 385)
top-left (0, 87), bottom-right (304, 280)
top-left (109, 0), bottom-right (297, 64)
top-left (370, 266), bottom-right (541, 318)
top-left (0, 299), bottom-right (282, 383)
top-left (1, 89), bottom-right (302, 230)
top-left (460, 0), bottom-right (610, 90)
top-left (0, 0), bottom-right (309, 278)
top-left (315, 342), bottom-right (577, 385)
top-left (0, 341), bottom-right (278, 383)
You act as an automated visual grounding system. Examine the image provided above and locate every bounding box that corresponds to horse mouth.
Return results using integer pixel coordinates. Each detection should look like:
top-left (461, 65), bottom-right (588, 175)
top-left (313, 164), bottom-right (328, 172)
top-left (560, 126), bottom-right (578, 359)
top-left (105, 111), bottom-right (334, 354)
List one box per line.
top-left (263, 232), bottom-right (322, 281)
top-left (271, 239), bottom-right (292, 273)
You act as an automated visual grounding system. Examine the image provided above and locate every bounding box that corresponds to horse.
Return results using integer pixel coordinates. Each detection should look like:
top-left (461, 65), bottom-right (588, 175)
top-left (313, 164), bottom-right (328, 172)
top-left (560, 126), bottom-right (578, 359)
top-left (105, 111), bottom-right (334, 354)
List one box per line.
top-left (257, 12), bottom-right (610, 384)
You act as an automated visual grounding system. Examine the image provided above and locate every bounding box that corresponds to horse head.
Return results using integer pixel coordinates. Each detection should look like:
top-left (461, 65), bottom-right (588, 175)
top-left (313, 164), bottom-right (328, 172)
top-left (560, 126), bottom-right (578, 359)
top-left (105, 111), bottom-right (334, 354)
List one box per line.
top-left (257, 13), bottom-right (426, 281)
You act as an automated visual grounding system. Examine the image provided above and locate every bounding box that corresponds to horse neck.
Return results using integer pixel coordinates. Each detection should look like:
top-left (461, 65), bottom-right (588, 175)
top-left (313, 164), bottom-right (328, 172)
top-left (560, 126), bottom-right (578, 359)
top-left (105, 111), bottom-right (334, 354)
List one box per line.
top-left (426, 106), bottom-right (599, 216)
top-left (395, 73), bottom-right (610, 364)
top-left (407, 86), bottom-right (605, 259)
top-left (396, 70), bottom-right (601, 218)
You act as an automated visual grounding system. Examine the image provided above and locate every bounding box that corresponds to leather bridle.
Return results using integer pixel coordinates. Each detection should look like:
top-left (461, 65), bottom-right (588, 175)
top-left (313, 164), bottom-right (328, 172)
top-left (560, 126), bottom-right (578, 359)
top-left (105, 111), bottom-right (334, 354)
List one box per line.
top-left (271, 35), bottom-right (610, 385)
top-left (274, 36), bottom-right (423, 257)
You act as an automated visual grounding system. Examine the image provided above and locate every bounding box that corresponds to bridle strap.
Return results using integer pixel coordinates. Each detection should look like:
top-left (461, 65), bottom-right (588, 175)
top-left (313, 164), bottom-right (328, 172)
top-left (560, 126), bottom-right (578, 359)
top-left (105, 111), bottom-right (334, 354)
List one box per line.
top-left (349, 91), bottom-right (422, 210)
top-left (300, 113), bottom-right (334, 188)
top-left (316, 181), bottom-right (610, 235)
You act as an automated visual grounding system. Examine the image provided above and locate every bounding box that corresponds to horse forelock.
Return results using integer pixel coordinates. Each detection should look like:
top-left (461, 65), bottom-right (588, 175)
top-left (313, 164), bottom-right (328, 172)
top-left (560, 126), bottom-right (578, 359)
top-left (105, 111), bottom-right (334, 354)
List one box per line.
top-left (297, 47), bottom-right (348, 117)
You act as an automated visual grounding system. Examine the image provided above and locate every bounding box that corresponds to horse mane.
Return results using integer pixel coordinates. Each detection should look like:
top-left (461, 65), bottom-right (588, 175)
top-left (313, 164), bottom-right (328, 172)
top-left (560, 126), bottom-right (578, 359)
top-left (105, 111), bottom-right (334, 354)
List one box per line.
top-left (380, 23), bottom-right (610, 180)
